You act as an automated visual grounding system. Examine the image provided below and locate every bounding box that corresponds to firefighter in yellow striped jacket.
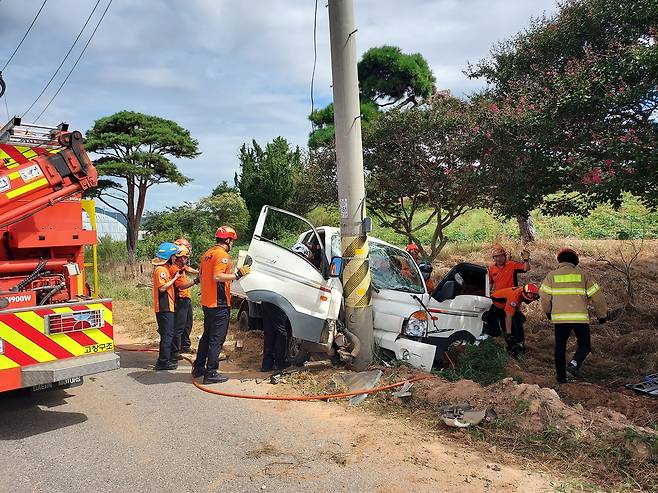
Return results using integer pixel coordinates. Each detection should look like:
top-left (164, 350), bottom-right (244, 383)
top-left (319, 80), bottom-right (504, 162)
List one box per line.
top-left (540, 248), bottom-right (608, 383)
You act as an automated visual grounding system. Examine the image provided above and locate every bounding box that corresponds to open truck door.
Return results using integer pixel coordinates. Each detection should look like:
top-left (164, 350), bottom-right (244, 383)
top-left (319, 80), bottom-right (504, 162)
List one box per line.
top-left (426, 263), bottom-right (492, 344)
top-left (237, 206), bottom-right (341, 343)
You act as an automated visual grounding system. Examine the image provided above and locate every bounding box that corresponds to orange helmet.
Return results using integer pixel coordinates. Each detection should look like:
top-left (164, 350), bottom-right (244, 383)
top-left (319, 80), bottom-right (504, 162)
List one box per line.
top-left (557, 247), bottom-right (579, 265)
top-left (174, 245), bottom-right (190, 257)
top-left (215, 225), bottom-right (238, 240)
top-left (405, 243), bottom-right (419, 254)
top-left (522, 283), bottom-right (540, 301)
top-left (492, 243), bottom-right (507, 257)
top-left (174, 238), bottom-right (191, 250)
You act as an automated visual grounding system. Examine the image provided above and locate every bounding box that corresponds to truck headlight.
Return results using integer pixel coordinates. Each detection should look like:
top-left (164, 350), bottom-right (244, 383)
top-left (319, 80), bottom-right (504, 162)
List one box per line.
top-left (403, 311), bottom-right (428, 337)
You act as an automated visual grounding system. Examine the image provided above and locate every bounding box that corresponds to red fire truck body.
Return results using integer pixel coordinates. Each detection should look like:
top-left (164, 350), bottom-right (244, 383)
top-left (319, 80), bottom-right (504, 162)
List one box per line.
top-left (0, 118), bottom-right (118, 393)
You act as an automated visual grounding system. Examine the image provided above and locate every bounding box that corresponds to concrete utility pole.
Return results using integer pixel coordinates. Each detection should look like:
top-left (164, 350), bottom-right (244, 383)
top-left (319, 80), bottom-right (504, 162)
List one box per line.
top-left (328, 0), bottom-right (373, 371)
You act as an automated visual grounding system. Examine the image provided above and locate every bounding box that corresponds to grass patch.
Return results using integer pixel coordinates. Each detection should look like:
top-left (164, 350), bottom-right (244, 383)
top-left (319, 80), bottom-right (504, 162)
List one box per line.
top-left (439, 340), bottom-right (508, 385)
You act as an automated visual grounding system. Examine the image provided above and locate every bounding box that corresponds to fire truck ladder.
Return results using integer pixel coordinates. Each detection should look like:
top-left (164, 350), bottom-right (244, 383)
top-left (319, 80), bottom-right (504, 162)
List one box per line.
top-left (0, 117), bottom-right (69, 149)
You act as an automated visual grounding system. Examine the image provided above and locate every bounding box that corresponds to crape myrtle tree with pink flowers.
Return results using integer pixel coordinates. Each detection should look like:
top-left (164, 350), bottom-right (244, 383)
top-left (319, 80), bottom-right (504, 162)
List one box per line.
top-left (467, 0), bottom-right (658, 240)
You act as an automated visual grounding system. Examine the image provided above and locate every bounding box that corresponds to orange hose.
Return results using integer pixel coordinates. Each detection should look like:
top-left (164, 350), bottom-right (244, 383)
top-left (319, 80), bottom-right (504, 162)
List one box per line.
top-left (117, 345), bottom-right (431, 402)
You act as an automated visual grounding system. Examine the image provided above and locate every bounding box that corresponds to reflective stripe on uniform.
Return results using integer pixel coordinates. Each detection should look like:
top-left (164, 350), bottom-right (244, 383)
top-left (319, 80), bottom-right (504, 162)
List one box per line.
top-left (551, 312), bottom-right (590, 321)
top-left (540, 284), bottom-right (553, 294)
top-left (586, 283), bottom-right (601, 296)
top-left (547, 287), bottom-right (587, 296)
top-left (554, 274), bottom-right (582, 283)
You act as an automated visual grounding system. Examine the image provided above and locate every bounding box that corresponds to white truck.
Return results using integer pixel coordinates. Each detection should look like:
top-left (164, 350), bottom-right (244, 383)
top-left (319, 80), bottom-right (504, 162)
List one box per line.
top-left (233, 206), bottom-right (492, 371)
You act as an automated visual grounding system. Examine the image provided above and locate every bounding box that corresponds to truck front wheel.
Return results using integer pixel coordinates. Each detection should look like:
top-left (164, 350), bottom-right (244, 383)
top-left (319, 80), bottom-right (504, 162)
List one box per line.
top-left (237, 303), bottom-right (253, 331)
top-left (287, 335), bottom-right (310, 366)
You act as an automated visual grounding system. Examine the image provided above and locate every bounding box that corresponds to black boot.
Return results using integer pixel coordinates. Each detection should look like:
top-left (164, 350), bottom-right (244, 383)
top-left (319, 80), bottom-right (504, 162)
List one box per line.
top-left (203, 372), bottom-right (228, 384)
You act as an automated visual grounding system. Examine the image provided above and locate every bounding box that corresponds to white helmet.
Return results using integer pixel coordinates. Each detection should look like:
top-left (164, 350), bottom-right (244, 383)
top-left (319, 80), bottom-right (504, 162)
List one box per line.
top-left (292, 243), bottom-right (310, 257)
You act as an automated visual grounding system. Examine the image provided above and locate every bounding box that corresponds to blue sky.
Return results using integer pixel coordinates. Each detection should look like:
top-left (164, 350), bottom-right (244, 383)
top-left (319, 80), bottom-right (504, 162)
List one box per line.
top-left (0, 0), bottom-right (557, 212)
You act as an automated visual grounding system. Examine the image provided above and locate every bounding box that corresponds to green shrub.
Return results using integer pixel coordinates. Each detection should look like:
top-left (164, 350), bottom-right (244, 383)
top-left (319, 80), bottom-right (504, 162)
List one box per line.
top-left (440, 340), bottom-right (508, 386)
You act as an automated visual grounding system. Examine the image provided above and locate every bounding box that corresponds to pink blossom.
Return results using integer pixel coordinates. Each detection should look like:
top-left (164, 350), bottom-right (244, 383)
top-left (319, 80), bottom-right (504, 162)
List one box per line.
top-left (489, 103), bottom-right (500, 113)
top-left (582, 167), bottom-right (602, 185)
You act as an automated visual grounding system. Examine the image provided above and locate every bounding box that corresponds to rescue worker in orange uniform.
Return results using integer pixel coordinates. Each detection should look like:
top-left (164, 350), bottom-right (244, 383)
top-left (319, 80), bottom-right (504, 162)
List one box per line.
top-left (541, 248), bottom-right (607, 383)
top-left (174, 238), bottom-right (198, 353)
top-left (488, 244), bottom-right (531, 291)
top-left (169, 245), bottom-right (199, 361)
top-left (192, 226), bottom-right (250, 384)
top-left (486, 244), bottom-right (531, 339)
top-left (489, 283), bottom-right (540, 357)
top-left (151, 242), bottom-right (182, 370)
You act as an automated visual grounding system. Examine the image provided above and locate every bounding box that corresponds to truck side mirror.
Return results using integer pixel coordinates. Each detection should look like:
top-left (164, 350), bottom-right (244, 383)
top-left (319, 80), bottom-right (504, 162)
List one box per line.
top-left (329, 256), bottom-right (343, 278)
top-left (436, 280), bottom-right (457, 302)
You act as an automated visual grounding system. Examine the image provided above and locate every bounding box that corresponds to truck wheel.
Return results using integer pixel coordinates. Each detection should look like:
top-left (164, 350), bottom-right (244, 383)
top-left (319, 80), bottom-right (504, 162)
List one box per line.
top-left (237, 304), bottom-right (253, 331)
top-left (287, 335), bottom-right (310, 366)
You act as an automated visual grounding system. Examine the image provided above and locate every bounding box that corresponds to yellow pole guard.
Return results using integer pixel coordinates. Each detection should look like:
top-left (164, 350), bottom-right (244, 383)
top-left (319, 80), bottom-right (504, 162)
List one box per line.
top-left (81, 199), bottom-right (100, 297)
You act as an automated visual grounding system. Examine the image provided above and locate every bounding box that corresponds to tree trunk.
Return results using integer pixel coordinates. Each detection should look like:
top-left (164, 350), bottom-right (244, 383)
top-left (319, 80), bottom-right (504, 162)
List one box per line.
top-left (126, 221), bottom-right (137, 266)
top-left (517, 213), bottom-right (537, 243)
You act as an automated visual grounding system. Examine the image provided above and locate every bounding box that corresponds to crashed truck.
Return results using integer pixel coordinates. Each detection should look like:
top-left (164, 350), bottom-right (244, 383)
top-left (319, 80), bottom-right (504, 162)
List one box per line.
top-left (233, 206), bottom-right (492, 372)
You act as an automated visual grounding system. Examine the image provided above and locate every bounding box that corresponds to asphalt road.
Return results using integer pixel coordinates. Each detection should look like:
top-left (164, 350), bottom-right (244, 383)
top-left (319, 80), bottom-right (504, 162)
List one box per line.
top-left (1, 350), bottom-right (557, 493)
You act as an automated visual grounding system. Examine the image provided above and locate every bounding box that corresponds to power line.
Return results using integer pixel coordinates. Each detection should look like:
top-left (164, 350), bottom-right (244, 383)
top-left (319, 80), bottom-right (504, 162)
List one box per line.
top-left (2, 0), bottom-right (49, 71)
top-left (3, 94), bottom-right (9, 121)
top-left (35, 0), bottom-right (113, 123)
top-left (23, 0), bottom-right (103, 119)
top-left (310, 0), bottom-right (319, 119)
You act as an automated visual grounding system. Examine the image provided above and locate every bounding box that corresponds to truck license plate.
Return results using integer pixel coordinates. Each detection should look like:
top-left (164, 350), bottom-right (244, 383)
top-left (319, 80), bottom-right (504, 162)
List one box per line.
top-left (31, 376), bottom-right (83, 392)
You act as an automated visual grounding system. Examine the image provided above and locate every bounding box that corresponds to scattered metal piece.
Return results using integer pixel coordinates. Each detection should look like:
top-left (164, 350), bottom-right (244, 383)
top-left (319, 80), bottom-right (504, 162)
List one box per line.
top-left (440, 403), bottom-right (496, 428)
top-left (270, 373), bottom-right (281, 385)
top-left (235, 339), bottom-right (244, 349)
top-left (338, 370), bottom-right (383, 406)
top-left (391, 381), bottom-right (414, 399)
top-left (625, 373), bottom-right (658, 398)
top-left (461, 409), bottom-right (486, 425)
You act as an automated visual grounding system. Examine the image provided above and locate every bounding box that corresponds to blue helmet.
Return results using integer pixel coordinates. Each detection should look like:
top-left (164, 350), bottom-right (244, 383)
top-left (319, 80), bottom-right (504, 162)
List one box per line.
top-left (156, 242), bottom-right (180, 261)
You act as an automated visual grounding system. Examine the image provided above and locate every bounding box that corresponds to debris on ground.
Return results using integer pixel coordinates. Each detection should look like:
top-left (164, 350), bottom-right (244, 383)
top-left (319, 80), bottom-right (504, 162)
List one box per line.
top-left (335, 370), bottom-right (383, 406)
top-left (438, 403), bottom-right (495, 428)
top-left (625, 373), bottom-right (658, 398)
top-left (391, 381), bottom-right (414, 399)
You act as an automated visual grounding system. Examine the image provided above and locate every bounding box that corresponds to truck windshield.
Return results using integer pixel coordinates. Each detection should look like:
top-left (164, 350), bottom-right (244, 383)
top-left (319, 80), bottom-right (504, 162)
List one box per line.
top-left (331, 235), bottom-right (425, 294)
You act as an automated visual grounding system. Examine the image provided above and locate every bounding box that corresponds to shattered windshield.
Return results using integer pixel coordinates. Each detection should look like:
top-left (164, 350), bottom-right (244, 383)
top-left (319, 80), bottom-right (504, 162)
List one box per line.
top-left (331, 235), bottom-right (425, 294)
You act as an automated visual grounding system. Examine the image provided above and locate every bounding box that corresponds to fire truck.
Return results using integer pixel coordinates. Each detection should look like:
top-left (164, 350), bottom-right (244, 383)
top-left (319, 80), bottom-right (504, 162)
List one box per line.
top-left (0, 117), bottom-right (118, 393)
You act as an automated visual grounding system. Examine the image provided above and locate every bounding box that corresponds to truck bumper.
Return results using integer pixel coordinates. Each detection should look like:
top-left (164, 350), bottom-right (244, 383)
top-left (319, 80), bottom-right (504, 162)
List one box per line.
top-left (374, 330), bottom-right (436, 372)
top-left (20, 351), bottom-right (120, 388)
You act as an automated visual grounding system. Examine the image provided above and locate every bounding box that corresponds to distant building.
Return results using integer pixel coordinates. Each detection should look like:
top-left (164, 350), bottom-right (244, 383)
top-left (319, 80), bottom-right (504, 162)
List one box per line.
top-left (82, 206), bottom-right (144, 241)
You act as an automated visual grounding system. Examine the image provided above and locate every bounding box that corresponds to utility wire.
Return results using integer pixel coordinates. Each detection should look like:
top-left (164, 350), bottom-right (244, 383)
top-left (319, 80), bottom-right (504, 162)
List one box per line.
top-left (3, 94), bottom-right (9, 121)
top-left (2, 0), bottom-right (49, 71)
top-left (35, 0), bottom-right (113, 123)
top-left (23, 0), bottom-right (103, 119)
top-left (310, 0), bottom-right (318, 119)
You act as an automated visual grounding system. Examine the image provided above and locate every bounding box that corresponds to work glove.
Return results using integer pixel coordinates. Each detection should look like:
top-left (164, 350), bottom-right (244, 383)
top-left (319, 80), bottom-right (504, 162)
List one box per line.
top-left (235, 266), bottom-right (251, 279)
top-left (521, 249), bottom-right (531, 261)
